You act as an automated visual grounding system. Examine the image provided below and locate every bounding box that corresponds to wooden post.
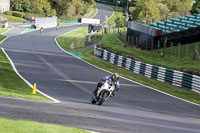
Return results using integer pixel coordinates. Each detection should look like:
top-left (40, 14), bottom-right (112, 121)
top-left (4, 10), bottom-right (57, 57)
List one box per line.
top-left (193, 44), bottom-right (200, 61)
top-left (146, 41), bottom-right (148, 51)
top-left (136, 37), bottom-right (138, 48)
top-left (124, 33), bottom-right (126, 44)
top-left (186, 44), bottom-right (189, 58)
top-left (178, 43), bottom-right (181, 58)
top-left (151, 40), bottom-right (154, 52)
top-left (170, 42), bottom-right (173, 56)
top-left (128, 36), bottom-right (130, 45)
top-left (158, 40), bottom-right (160, 54)
top-left (193, 44), bottom-right (196, 60)
top-left (132, 36), bottom-right (134, 47)
top-left (196, 45), bottom-right (200, 62)
top-left (163, 38), bottom-right (167, 57)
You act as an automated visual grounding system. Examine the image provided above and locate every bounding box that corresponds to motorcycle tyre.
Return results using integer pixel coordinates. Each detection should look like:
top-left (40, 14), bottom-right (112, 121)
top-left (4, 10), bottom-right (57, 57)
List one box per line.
top-left (91, 93), bottom-right (97, 104)
top-left (98, 91), bottom-right (108, 105)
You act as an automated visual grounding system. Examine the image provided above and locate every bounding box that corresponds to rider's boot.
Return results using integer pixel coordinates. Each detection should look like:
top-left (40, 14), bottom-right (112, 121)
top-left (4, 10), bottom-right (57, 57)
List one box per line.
top-left (110, 92), bottom-right (115, 97)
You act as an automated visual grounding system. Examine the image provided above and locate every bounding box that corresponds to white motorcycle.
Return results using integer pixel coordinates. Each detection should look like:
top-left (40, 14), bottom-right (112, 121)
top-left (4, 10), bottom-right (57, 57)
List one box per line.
top-left (91, 80), bottom-right (115, 105)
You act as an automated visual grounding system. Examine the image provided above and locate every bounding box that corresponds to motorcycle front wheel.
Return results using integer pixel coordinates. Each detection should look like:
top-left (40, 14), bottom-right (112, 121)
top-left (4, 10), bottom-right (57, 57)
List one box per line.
top-left (98, 91), bottom-right (108, 105)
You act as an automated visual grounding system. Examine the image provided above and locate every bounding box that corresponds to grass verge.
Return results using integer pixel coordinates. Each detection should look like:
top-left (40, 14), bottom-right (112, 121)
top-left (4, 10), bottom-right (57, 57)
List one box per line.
top-left (0, 117), bottom-right (90, 133)
top-left (96, 2), bottom-right (124, 25)
top-left (56, 27), bottom-right (88, 49)
top-left (0, 29), bottom-right (50, 101)
top-left (0, 49), bottom-right (49, 101)
top-left (70, 49), bottom-right (200, 104)
top-left (87, 7), bottom-right (98, 18)
top-left (92, 33), bottom-right (200, 72)
top-left (57, 27), bottom-right (200, 105)
top-left (0, 14), bottom-right (25, 22)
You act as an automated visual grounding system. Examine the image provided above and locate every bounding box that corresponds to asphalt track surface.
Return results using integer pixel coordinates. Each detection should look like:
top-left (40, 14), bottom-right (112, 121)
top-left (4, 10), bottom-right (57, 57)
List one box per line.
top-left (0, 5), bottom-right (200, 133)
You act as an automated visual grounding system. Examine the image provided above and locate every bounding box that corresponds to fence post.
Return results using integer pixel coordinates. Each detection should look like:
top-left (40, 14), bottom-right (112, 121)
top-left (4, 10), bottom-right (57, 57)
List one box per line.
top-left (128, 36), bottom-right (130, 46)
top-left (193, 45), bottom-right (196, 60)
top-left (157, 40), bottom-right (160, 54)
top-left (170, 42), bottom-right (173, 56)
top-left (132, 36), bottom-right (134, 47)
top-left (151, 40), bottom-right (154, 52)
top-left (178, 43), bottom-right (181, 58)
top-left (163, 42), bottom-right (166, 57)
top-left (136, 37), bottom-right (138, 48)
top-left (146, 41), bottom-right (148, 51)
top-left (186, 44), bottom-right (189, 58)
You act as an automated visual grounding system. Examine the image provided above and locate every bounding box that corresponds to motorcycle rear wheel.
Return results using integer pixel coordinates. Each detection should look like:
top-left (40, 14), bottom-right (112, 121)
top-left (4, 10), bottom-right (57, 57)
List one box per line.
top-left (91, 93), bottom-right (97, 104)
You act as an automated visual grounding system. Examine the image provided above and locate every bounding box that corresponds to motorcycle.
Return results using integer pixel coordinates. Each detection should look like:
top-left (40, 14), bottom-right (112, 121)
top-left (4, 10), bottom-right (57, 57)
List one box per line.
top-left (91, 80), bottom-right (115, 105)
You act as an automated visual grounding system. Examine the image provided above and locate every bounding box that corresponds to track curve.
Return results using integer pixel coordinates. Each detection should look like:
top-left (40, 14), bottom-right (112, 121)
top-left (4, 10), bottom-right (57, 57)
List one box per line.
top-left (0, 4), bottom-right (200, 133)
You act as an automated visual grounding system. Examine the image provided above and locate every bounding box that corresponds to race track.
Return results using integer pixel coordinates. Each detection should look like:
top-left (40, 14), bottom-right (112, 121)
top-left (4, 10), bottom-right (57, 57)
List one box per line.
top-left (0, 4), bottom-right (200, 133)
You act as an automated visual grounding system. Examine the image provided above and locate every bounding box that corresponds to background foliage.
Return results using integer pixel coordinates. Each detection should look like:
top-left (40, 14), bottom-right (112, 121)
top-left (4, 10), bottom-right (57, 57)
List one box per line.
top-left (10, 0), bottom-right (95, 18)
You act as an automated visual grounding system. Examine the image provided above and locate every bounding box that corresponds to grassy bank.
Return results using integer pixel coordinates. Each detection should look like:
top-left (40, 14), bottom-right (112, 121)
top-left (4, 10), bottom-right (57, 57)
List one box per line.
top-left (70, 49), bottom-right (200, 104)
top-left (96, 2), bottom-right (124, 25)
top-left (57, 27), bottom-right (200, 104)
top-left (56, 27), bottom-right (88, 49)
top-left (91, 33), bottom-right (200, 72)
top-left (0, 14), bottom-right (25, 22)
top-left (0, 49), bottom-right (49, 101)
top-left (59, 6), bottom-right (97, 27)
top-left (87, 7), bottom-right (98, 18)
top-left (0, 29), bottom-right (50, 101)
top-left (0, 117), bottom-right (90, 133)
top-left (0, 26), bottom-right (12, 42)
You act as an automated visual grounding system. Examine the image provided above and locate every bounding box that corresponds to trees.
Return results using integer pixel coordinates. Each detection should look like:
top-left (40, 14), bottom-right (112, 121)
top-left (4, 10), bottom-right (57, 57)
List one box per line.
top-left (50, 0), bottom-right (70, 17)
top-left (191, 0), bottom-right (200, 14)
top-left (10, 0), bottom-right (95, 18)
top-left (10, 0), bottom-right (31, 12)
top-left (115, 17), bottom-right (125, 27)
top-left (30, 0), bottom-right (56, 16)
top-left (131, 0), bottom-right (193, 21)
top-left (131, 0), bottom-right (160, 20)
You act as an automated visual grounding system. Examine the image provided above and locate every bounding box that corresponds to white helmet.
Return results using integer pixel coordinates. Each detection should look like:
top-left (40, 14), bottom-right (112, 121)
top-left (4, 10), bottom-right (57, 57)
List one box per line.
top-left (113, 73), bottom-right (119, 81)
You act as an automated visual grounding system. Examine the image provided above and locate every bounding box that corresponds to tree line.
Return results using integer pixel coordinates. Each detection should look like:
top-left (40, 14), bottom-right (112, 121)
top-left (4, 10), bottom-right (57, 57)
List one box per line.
top-left (10, 0), bottom-right (95, 18)
top-left (130, 0), bottom-right (200, 21)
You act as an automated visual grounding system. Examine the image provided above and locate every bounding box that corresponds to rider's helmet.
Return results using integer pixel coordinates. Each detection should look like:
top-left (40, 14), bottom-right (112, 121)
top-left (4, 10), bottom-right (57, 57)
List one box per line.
top-left (112, 73), bottom-right (119, 81)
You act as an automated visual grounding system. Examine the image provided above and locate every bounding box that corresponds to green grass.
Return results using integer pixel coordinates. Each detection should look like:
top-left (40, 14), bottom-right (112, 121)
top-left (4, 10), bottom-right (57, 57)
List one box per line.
top-left (92, 33), bottom-right (200, 72)
top-left (59, 6), bottom-right (97, 27)
top-left (96, 2), bottom-right (124, 25)
top-left (0, 25), bottom-right (13, 42)
top-left (56, 27), bottom-right (88, 49)
top-left (0, 28), bottom-right (50, 101)
top-left (57, 27), bottom-right (200, 105)
top-left (70, 49), bottom-right (200, 104)
top-left (0, 14), bottom-right (25, 22)
top-left (87, 7), bottom-right (98, 18)
top-left (0, 49), bottom-right (50, 101)
top-left (0, 34), bottom-right (7, 42)
top-left (96, 2), bottom-right (124, 12)
top-left (0, 117), bottom-right (90, 133)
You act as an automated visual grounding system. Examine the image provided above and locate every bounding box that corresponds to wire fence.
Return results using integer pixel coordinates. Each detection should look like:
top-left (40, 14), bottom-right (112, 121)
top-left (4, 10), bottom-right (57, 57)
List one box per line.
top-left (100, 25), bottom-right (200, 62)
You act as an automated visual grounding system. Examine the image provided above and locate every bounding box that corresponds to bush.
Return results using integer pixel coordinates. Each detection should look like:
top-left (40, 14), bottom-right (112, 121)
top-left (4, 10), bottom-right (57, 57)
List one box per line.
top-left (12, 11), bottom-right (25, 18)
top-left (5, 11), bottom-right (25, 18)
top-left (5, 11), bottom-right (12, 16)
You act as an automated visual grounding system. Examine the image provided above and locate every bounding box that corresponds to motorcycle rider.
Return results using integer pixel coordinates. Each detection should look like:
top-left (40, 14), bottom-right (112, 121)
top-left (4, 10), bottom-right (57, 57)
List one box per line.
top-left (93, 73), bottom-right (120, 97)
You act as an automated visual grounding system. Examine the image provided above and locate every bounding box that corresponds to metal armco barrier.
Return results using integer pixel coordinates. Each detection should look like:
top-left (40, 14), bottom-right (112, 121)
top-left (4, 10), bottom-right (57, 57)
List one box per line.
top-left (94, 46), bottom-right (200, 94)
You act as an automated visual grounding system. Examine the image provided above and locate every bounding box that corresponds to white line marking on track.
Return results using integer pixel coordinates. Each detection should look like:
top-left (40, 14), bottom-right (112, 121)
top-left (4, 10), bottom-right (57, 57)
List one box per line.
top-left (0, 27), bottom-right (61, 103)
top-left (1, 48), bottom-right (60, 103)
top-left (54, 12), bottom-right (200, 107)
top-left (58, 79), bottom-right (141, 87)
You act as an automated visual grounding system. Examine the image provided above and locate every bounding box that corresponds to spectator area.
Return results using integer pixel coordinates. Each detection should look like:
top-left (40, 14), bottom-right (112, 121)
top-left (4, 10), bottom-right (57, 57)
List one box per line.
top-left (149, 14), bottom-right (200, 35)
